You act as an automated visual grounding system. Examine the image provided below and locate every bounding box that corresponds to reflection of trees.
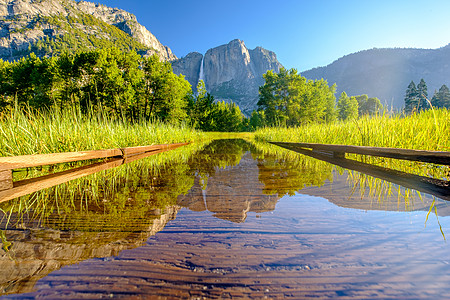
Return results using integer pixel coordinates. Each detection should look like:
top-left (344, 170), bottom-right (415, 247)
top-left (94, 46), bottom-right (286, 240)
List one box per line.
top-left (186, 139), bottom-right (251, 181)
top-left (249, 141), bottom-right (334, 197)
top-left (0, 142), bottom-right (208, 232)
top-left (0, 143), bottom-right (208, 296)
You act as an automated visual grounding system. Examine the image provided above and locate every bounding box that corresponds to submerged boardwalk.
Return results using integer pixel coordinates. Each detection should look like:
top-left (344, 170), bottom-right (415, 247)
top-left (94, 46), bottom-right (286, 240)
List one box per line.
top-left (0, 143), bottom-right (189, 201)
top-left (270, 142), bottom-right (450, 165)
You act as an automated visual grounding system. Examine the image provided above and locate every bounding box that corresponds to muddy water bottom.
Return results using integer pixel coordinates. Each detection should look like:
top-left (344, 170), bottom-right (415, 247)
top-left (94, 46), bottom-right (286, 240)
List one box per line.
top-left (1, 139), bottom-right (450, 299)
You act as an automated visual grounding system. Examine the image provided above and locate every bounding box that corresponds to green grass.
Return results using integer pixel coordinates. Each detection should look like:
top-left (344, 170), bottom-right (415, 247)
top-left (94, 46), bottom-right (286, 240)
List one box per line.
top-left (252, 109), bottom-right (450, 207)
top-left (254, 109), bottom-right (450, 151)
top-left (0, 107), bottom-right (208, 157)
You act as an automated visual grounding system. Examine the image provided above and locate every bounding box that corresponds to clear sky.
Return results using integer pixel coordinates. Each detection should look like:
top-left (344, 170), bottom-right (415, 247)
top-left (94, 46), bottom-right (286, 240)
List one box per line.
top-left (91, 0), bottom-right (450, 71)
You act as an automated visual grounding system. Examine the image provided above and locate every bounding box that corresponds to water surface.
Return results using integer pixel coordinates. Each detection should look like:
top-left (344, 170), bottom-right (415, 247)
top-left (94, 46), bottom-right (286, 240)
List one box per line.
top-left (1, 139), bottom-right (449, 299)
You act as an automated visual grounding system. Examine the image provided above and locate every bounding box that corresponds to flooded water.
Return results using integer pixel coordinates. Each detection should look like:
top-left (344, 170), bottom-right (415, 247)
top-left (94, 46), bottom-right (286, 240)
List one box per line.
top-left (1, 139), bottom-right (450, 299)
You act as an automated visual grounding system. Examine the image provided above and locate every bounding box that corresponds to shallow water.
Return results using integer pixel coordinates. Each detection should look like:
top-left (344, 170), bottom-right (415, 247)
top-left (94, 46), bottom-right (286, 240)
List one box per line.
top-left (1, 139), bottom-right (449, 299)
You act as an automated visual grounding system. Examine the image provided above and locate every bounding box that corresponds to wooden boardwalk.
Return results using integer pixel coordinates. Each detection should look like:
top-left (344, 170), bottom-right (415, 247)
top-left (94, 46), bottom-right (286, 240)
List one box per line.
top-left (0, 143), bottom-right (189, 200)
top-left (0, 143), bottom-right (189, 172)
top-left (270, 142), bottom-right (450, 165)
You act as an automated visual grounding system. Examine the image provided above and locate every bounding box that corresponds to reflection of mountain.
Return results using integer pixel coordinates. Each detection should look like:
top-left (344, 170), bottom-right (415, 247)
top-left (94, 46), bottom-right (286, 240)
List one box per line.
top-left (0, 206), bottom-right (179, 295)
top-left (178, 152), bottom-right (280, 223)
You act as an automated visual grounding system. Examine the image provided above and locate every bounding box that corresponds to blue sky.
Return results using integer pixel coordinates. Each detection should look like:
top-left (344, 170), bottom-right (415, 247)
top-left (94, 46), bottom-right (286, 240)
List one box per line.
top-left (93, 0), bottom-right (450, 71)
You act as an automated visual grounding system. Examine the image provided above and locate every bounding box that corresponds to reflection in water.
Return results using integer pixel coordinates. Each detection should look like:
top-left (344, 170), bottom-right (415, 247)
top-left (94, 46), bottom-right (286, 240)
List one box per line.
top-left (272, 142), bottom-right (450, 201)
top-left (1, 139), bottom-right (449, 298)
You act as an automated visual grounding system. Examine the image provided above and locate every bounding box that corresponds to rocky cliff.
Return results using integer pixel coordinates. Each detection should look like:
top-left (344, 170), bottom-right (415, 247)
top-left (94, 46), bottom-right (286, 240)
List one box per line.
top-left (302, 45), bottom-right (450, 109)
top-left (0, 0), bottom-right (176, 61)
top-left (172, 39), bottom-right (282, 114)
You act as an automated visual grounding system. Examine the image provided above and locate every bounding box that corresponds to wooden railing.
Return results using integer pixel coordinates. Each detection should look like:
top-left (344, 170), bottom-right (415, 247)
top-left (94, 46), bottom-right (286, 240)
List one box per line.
top-left (271, 142), bottom-right (450, 200)
top-left (270, 142), bottom-right (450, 165)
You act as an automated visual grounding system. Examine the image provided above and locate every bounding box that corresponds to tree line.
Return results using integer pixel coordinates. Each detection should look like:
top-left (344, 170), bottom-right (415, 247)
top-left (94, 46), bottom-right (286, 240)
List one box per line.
top-left (251, 67), bottom-right (383, 129)
top-left (3, 49), bottom-right (415, 132)
top-left (404, 79), bottom-right (450, 114)
top-left (0, 48), bottom-right (244, 131)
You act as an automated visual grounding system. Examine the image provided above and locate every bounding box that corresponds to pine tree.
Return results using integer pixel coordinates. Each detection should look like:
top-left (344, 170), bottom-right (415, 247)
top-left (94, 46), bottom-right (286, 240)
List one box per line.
top-left (404, 81), bottom-right (419, 114)
top-left (416, 78), bottom-right (429, 111)
top-left (431, 84), bottom-right (450, 109)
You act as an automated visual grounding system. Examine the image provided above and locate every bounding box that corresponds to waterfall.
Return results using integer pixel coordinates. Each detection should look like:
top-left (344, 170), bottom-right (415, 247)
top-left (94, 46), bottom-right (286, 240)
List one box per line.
top-left (198, 56), bottom-right (205, 83)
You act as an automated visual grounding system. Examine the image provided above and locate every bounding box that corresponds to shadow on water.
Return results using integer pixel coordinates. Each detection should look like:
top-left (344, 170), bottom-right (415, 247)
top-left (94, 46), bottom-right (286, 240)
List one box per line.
top-left (0, 138), bottom-right (449, 297)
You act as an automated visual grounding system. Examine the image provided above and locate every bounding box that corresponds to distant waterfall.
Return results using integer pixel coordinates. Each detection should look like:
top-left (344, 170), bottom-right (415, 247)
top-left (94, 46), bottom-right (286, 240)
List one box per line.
top-left (198, 56), bottom-right (205, 83)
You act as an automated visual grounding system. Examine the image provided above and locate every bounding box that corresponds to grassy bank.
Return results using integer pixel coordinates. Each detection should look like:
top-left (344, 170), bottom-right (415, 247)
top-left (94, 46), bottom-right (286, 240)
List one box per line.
top-left (0, 107), bottom-right (208, 157)
top-left (254, 109), bottom-right (450, 151)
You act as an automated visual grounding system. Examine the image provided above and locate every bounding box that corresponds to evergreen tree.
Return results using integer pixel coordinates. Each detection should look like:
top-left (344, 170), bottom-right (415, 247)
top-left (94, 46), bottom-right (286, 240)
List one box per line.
top-left (416, 78), bottom-right (429, 111)
top-left (431, 84), bottom-right (450, 109)
top-left (404, 81), bottom-right (419, 114)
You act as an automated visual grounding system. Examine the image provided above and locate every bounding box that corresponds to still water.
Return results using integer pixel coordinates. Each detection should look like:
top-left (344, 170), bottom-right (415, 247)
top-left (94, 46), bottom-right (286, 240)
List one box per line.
top-left (1, 139), bottom-right (450, 299)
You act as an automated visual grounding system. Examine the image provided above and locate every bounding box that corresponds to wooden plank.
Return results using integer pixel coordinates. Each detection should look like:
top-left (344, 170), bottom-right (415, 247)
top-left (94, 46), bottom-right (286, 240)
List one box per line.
top-left (274, 145), bottom-right (450, 201)
top-left (123, 143), bottom-right (188, 164)
top-left (0, 158), bottom-right (124, 203)
top-left (270, 142), bottom-right (450, 165)
top-left (0, 170), bottom-right (13, 191)
top-left (121, 143), bottom-right (189, 156)
top-left (0, 149), bottom-right (122, 172)
top-left (0, 142), bottom-right (190, 203)
top-left (0, 142), bottom-right (191, 172)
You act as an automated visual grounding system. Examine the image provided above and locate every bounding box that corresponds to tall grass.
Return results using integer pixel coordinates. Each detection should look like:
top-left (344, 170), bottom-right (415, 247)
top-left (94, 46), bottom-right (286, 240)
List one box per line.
top-left (254, 109), bottom-right (450, 151)
top-left (0, 106), bottom-right (208, 157)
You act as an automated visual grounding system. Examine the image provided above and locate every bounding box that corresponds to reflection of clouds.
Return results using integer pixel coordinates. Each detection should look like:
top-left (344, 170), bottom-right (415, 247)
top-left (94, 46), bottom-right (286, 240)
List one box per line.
top-left (178, 153), bottom-right (280, 223)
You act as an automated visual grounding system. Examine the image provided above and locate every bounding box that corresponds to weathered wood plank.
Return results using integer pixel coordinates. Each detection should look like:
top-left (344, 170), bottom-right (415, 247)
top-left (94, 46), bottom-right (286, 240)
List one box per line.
top-left (270, 142), bottom-right (450, 165)
top-left (0, 149), bottom-right (123, 171)
top-left (0, 142), bottom-right (191, 171)
top-left (0, 142), bottom-right (190, 203)
top-left (123, 143), bottom-right (188, 164)
top-left (121, 143), bottom-right (189, 156)
top-left (274, 145), bottom-right (450, 201)
top-left (0, 158), bottom-right (124, 203)
top-left (0, 170), bottom-right (13, 191)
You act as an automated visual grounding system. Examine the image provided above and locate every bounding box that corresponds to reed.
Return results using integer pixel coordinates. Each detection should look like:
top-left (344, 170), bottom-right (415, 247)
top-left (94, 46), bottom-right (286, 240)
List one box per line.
top-left (0, 106), bottom-right (208, 157)
top-left (253, 109), bottom-right (450, 178)
top-left (254, 109), bottom-right (450, 151)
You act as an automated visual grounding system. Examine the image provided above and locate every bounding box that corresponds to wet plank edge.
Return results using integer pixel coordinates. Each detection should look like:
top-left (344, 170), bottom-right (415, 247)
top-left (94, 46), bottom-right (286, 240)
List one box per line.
top-left (273, 143), bottom-right (450, 201)
top-left (0, 142), bottom-right (190, 171)
top-left (270, 142), bottom-right (450, 165)
top-left (0, 143), bottom-right (187, 203)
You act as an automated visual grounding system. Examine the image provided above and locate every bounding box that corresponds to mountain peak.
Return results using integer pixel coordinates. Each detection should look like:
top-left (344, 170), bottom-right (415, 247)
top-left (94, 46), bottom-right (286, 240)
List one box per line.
top-left (172, 39), bottom-right (283, 114)
top-left (0, 0), bottom-right (176, 61)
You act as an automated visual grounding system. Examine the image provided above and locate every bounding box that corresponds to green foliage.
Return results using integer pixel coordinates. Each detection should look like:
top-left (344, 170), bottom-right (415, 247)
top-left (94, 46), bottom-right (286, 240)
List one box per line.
top-left (185, 80), bottom-right (245, 132)
top-left (431, 85), bottom-right (450, 109)
top-left (12, 12), bottom-right (152, 60)
top-left (254, 108), bottom-right (450, 152)
top-left (355, 94), bottom-right (383, 116)
top-left (404, 80), bottom-right (419, 114)
top-left (0, 49), bottom-right (192, 124)
top-left (337, 92), bottom-right (359, 120)
top-left (0, 105), bottom-right (207, 157)
top-left (257, 68), bottom-right (336, 127)
top-left (417, 78), bottom-right (429, 111)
